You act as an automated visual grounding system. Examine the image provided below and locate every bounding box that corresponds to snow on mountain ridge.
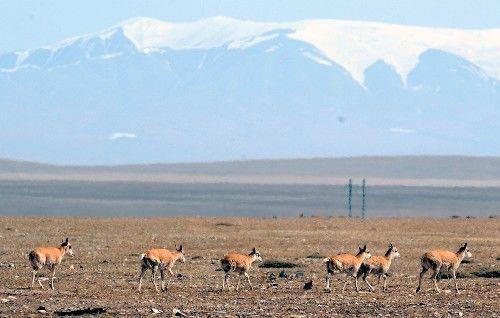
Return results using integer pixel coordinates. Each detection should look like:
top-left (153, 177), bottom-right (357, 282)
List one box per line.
top-left (117, 17), bottom-right (500, 83)
top-left (3, 16), bottom-right (500, 85)
top-left (290, 19), bottom-right (500, 84)
top-left (121, 16), bottom-right (282, 50)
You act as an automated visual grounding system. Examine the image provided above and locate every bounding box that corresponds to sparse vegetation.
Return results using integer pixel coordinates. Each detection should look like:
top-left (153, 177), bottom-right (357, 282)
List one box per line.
top-left (306, 252), bottom-right (325, 259)
top-left (54, 307), bottom-right (107, 316)
top-left (471, 268), bottom-right (500, 278)
top-left (437, 272), bottom-right (473, 279)
top-left (215, 222), bottom-right (236, 227)
top-left (0, 217), bottom-right (497, 316)
top-left (259, 260), bottom-right (301, 268)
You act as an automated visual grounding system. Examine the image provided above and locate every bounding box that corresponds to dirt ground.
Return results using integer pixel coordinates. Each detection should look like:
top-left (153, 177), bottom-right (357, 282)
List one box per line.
top-left (0, 217), bottom-right (498, 317)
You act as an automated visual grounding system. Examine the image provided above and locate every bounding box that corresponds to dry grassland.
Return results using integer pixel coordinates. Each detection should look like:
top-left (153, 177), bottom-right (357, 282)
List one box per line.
top-left (0, 217), bottom-right (498, 317)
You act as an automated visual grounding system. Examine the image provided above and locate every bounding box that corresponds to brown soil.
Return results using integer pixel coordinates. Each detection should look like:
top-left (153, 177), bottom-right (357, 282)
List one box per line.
top-left (0, 217), bottom-right (498, 317)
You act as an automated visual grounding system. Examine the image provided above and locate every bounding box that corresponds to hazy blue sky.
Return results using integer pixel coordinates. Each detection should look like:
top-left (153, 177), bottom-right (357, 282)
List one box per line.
top-left (1, 0), bottom-right (499, 53)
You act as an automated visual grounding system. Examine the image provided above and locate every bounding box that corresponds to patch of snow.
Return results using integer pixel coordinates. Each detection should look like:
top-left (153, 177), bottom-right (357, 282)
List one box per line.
top-left (228, 33), bottom-right (278, 50)
top-left (121, 16), bottom-right (282, 50)
top-left (265, 45), bottom-right (280, 53)
top-left (15, 51), bottom-right (30, 66)
top-left (302, 51), bottom-right (333, 66)
top-left (49, 61), bottom-right (81, 70)
top-left (97, 53), bottom-right (123, 60)
top-left (389, 128), bottom-right (416, 134)
top-left (197, 53), bottom-right (207, 70)
top-left (462, 62), bottom-right (490, 81)
top-left (141, 47), bottom-right (164, 54)
top-left (98, 28), bottom-right (119, 41)
top-left (109, 133), bottom-right (137, 140)
top-left (0, 65), bottom-right (40, 73)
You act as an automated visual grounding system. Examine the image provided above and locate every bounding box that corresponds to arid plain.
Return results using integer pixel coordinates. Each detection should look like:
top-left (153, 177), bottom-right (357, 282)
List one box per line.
top-left (0, 217), bottom-right (498, 317)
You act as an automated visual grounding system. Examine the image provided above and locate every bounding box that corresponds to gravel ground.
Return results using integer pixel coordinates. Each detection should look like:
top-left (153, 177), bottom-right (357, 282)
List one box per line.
top-left (0, 217), bottom-right (498, 317)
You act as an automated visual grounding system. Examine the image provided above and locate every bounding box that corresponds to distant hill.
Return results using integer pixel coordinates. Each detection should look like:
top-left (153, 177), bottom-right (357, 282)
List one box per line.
top-left (1, 156), bottom-right (500, 186)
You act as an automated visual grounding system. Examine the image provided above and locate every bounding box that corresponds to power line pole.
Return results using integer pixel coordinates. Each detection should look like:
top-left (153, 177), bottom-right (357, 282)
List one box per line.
top-left (361, 178), bottom-right (366, 218)
top-left (348, 178), bottom-right (352, 218)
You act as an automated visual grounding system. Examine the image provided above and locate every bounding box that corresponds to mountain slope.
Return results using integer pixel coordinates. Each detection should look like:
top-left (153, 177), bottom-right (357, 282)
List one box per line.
top-left (4, 17), bottom-right (500, 83)
top-left (0, 17), bottom-right (499, 164)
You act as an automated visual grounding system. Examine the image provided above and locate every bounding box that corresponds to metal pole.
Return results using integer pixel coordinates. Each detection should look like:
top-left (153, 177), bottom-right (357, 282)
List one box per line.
top-left (361, 178), bottom-right (366, 218)
top-left (348, 178), bottom-right (352, 218)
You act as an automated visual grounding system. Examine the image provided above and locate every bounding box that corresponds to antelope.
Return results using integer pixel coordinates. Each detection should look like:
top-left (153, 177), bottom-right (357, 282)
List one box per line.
top-left (416, 243), bottom-right (472, 294)
top-left (323, 245), bottom-right (371, 292)
top-left (138, 245), bottom-right (186, 292)
top-left (221, 247), bottom-right (262, 291)
top-left (357, 243), bottom-right (400, 292)
top-left (28, 237), bottom-right (74, 290)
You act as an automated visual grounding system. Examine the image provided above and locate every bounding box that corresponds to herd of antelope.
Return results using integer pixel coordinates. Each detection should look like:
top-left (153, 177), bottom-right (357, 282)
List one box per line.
top-left (27, 238), bottom-right (474, 294)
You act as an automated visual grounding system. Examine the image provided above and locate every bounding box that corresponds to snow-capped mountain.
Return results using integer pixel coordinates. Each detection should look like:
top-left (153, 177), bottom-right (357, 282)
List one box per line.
top-left (4, 17), bottom-right (500, 83)
top-left (0, 17), bottom-right (499, 164)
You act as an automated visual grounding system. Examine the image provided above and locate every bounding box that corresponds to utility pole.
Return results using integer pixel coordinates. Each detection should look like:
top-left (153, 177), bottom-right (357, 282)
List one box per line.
top-left (348, 178), bottom-right (352, 218)
top-left (361, 178), bottom-right (366, 218)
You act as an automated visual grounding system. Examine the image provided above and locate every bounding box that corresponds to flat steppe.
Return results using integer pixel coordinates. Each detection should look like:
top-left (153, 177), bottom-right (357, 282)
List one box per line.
top-left (0, 217), bottom-right (498, 317)
top-left (2, 156), bottom-right (500, 217)
top-left (3, 156), bottom-right (500, 187)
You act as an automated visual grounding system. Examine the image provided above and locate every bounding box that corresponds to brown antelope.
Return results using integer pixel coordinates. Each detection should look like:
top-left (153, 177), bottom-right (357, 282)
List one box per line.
top-left (323, 245), bottom-right (371, 292)
top-left (416, 243), bottom-right (472, 294)
top-left (357, 243), bottom-right (400, 292)
top-left (221, 247), bottom-right (262, 291)
top-left (138, 245), bottom-right (185, 292)
top-left (28, 238), bottom-right (74, 290)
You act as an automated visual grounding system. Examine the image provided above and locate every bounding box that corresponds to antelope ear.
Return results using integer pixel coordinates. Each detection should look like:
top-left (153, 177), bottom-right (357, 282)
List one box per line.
top-left (389, 243), bottom-right (393, 249)
top-left (65, 238), bottom-right (69, 243)
top-left (178, 245), bottom-right (183, 252)
top-left (363, 245), bottom-right (367, 251)
top-left (252, 247), bottom-right (256, 253)
top-left (463, 242), bottom-right (467, 248)
top-left (358, 245), bottom-right (362, 250)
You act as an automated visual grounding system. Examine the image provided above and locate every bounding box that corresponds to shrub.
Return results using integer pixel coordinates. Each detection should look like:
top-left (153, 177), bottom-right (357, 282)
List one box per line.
top-left (306, 252), bottom-right (325, 259)
top-left (215, 222), bottom-right (235, 227)
top-left (472, 269), bottom-right (500, 278)
top-left (259, 260), bottom-right (301, 268)
top-left (437, 272), bottom-right (472, 279)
